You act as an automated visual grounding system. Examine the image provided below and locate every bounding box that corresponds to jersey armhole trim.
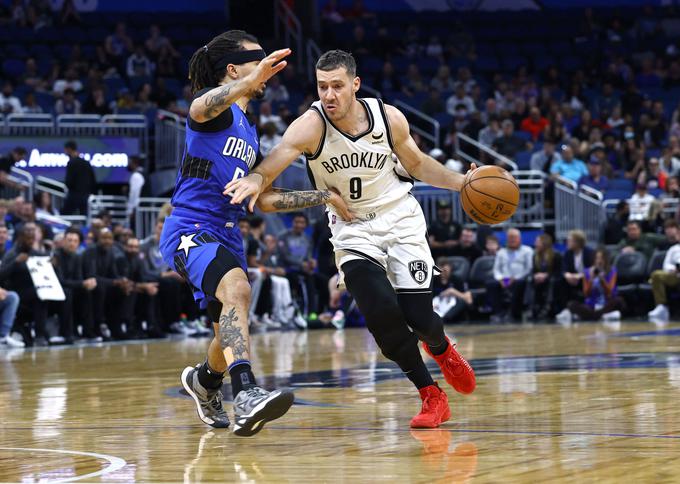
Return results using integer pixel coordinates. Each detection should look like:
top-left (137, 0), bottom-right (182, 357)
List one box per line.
top-left (305, 106), bottom-right (326, 161)
top-left (377, 98), bottom-right (395, 151)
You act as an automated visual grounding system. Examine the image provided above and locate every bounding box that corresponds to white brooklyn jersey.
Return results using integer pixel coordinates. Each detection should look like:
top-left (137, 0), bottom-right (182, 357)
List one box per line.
top-left (306, 98), bottom-right (413, 217)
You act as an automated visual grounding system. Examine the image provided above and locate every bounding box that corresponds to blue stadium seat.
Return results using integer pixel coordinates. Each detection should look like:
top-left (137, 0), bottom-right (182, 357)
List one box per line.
top-left (603, 189), bottom-right (633, 200)
top-left (514, 131), bottom-right (533, 143)
top-left (2, 59), bottom-right (25, 79)
top-left (608, 178), bottom-right (634, 192)
top-left (515, 150), bottom-right (532, 170)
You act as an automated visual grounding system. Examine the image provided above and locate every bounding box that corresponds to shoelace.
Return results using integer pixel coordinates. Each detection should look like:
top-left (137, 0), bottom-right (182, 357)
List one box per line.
top-left (208, 390), bottom-right (226, 414)
top-left (245, 386), bottom-right (269, 399)
top-left (448, 345), bottom-right (473, 374)
top-left (421, 392), bottom-right (441, 413)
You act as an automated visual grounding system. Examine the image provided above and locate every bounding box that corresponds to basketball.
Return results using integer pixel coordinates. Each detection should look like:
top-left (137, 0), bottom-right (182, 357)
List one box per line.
top-left (460, 165), bottom-right (520, 225)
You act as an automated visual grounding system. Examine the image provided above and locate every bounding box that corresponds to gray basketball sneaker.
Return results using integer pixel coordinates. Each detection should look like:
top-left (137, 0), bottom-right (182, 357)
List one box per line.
top-left (181, 365), bottom-right (230, 428)
top-left (232, 386), bottom-right (295, 437)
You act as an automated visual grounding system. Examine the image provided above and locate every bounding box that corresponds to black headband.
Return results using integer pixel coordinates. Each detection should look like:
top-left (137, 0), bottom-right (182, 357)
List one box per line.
top-left (212, 49), bottom-right (266, 70)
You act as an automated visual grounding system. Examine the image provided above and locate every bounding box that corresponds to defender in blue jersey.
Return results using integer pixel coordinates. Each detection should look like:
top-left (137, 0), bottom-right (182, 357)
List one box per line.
top-left (162, 31), bottom-right (351, 436)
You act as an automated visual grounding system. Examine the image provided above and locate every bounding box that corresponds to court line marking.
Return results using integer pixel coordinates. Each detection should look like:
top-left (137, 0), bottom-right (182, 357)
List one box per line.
top-left (0, 447), bottom-right (127, 483)
top-left (265, 425), bottom-right (680, 440)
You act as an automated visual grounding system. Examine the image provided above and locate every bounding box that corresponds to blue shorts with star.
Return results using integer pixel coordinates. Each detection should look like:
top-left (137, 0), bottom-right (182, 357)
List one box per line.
top-left (159, 207), bottom-right (247, 308)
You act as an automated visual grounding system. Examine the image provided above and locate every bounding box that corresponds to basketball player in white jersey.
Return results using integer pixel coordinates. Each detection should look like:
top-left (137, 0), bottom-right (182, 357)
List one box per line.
top-left (225, 50), bottom-right (476, 428)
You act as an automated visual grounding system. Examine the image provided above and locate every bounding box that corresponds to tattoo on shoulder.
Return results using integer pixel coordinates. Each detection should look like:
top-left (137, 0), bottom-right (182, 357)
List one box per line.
top-left (218, 307), bottom-right (248, 359)
top-left (204, 84), bottom-right (234, 119)
top-left (271, 189), bottom-right (331, 212)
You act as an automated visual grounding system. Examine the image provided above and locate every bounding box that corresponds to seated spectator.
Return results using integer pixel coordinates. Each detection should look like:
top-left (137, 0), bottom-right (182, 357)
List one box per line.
top-left (126, 45), bottom-right (153, 78)
top-left (403, 64), bottom-right (427, 95)
top-left (0, 283), bottom-right (21, 347)
top-left (648, 235), bottom-right (680, 323)
top-left (662, 176), bottom-right (680, 199)
top-left (52, 68), bottom-right (83, 95)
top-left (558, 248), bottom-right (625, 323)
top-left (0, 224), bottom-right (49, 346)
top-left (0, 224), bottom-right (9, 259)
top-left (493, 120), bottom-right (528, 160)
top-left (628, 178), bottom-right (656, 221)
top-left (428, 200), bottom-right (461, 259)
top-left (150, 78), bottom-right (176, 110)
top-left (550, 146), bottom-right (588, 183)
top-left (616, 220), bottom-right (663, 259)
top-left (83, 87), bottom-right (111, 116)
top-left (645, 157), bottom-right (667, 191)
top-left (259, 101), bottom-right (286, 133)
top-left (530, 140), bottom-right (561, 174)
top-left (430, 65), bottom-right (455, 92)
top-left (484, 234), bottom-right (500, 257)
top-left (578, 157), bottom-right (609, 192)
top-left (21, 58), bottom-right (47, 91)
top-left (145, 24), bottom-right (179, 60)
top-left (604, 201), bottom-right (629, 244)
top-left (259, 122), bottom-right (282, 158)
top-left (0, 81), bottom-right (22, 114)
top-left (660, 147), bottom-right (680, 177)
top-left (530, 233), bottom-right (562, 320)
top-left (432, 258), bottom-right (472, 324)
top-left (446, 85), bottom-right (475, 116)
top-left (258, 234), bottom-right (302, 328)
top-left (0, 147), bottom-right (27, 190)
top-left (263, 76), bottom-right (289, 103)
top-left (451, 227), bottom-right (482, 264)
top-left (22, 92), bottom-right (43, 114)
top-left (485, 228), bottom-right (533, 323)
top-left (658, 218), bottom-right (680, 250)
top-left (105, 21), bottom-right (133, 67)
top-left (557, 229), bottom-right (594, 312)
top-left (478, 116), bottom-right (501, 148)
top-left (54, 88), bottom-right (82, 115)
top-left (82, 228), bottom-right (135, 339)
top-left (520, 107), bottom-right (549, 142)
top-left (421, 88), bottom-right (445, 116)
top-left (279, 213), bottom-right (322, 317)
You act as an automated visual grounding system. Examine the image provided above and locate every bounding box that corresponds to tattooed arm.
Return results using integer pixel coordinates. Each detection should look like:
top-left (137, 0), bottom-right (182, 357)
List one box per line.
top-left (257, 188), bottom-right (353, 221)
top-left (190, 48), bottom-right (291, 123)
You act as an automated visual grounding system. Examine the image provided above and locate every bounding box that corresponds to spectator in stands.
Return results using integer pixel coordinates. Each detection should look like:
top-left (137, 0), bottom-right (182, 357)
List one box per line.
top-left (259, 101), bottom-right (286, 133)
top-left (145, 24), bottom-right (178, 60)
top-left (263, 76), bottom-right (289, 103)
top-left (604, 201), bottom-right (629, 244)
top-left (83, 87), bottom-right (111, 116)
top-left (662, 176), bottom-right (680, 200)
top-left (628, 177), bottom-right (656, 221)
top-left (430, 65), bottom-right (455, 92)
top-left (259, 122), bottom-right (282, 158)
top-left (279, 213), bottom-right (321, 316)
top-left (401, 64), bottom-right (426, 97)
top-left (150, 78), bottom-right (176, 110)
top-left (432, 258), bottom-right (472, 324)
top-left (54, 88), bottom-right (81, 115)
top-left (345, 24), bottom-right (369, 60)
top-left (126, 45), bottom-right (153, 78)
top-left (428, 199), bottom-right (461, 259)
top-left (484, 234), bottom-right (500, 257)
top-left (425, 35), bottom-right (444, 59)
top-left (478, 116), bottom-right (501, 149)
top-left (53, 68), bottom-right (83, 95)
top-left (105, 21), bottom-right (133, 67)
top-left (579, 157), bottom-right (609, 192)
top-left (262, 233), bottom-right (302, 328)
top-left (373, 61), bottom-right (401, 94)
top-left (606, 106), bottom-right (626, 131)
top-left (658, 218), bottom-right (680, 250)
top-left (21, 58), bottom-right (46, 91)
top-left (21, 92), bottom-right (43, 114)
top-left (126, 155), bottom-right (145, 227)
top-left (420, 87), bottom-right (444, 116)
top-left (595, 82), bottom-right (620, 119)
top-left (550, 145), bottom-right (588, 183)
top-left (486, 228), bottom-right (533, 323)
top-left (617, 220), bottom-right (663, 259)
top-left (451, 227), bottom-right (482, 265)
top-left (530, 139), bottom-right (560, 174)
top-left (520, 107), bottom-right (549, 142)
top-left (63, 140), bottom-right (96, 215)
top-left (645, 157), bottom-right (667, 191)
top-left (492, 119), bottom-right (528, 160)
top-left (648, 234), bottom-right (680, 323)
top-left (660, 147), bottom-right (680, 176)
top-left (0, 81), bottom-right (22, 114)
top-left (155, 44), bottom-right (178, 78)
top-left (0, 146), bottom-right (26, 190)
top-left (530, 233), bottom-right (562, 320)
top-left (558, 229), bottom-right (594, 312)
top-left (558, 248), bottom-right (624, 323)
top-left (0, 224), bottom-right (9, 259)
top-left (34, 191), bottom-right (58, 217)
top-left (0, 282), bottom-right (21, 347)
top-left (446, 85), bottom-right (475, 116)
top-left (0, 224), bottom-right (49, 346)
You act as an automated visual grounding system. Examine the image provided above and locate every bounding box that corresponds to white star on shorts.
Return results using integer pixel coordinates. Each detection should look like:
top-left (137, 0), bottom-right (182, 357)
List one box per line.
top-left (177, 233), bottom-right (198, 257)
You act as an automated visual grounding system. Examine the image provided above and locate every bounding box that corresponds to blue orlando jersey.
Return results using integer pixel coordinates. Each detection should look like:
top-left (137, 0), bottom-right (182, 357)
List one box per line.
top-left (171, 103), bottom-right (259, 222)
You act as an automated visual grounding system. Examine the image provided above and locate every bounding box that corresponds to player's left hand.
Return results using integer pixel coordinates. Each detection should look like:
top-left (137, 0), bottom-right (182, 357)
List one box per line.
top-left (224, 173), bottom-right (264, 212)
top-left (327, 188), bottom-right (355, 222)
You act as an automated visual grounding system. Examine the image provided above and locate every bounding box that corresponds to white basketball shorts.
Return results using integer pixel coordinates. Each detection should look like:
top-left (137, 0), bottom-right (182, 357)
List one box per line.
top-left (328, 194), bottom-right (436, 293)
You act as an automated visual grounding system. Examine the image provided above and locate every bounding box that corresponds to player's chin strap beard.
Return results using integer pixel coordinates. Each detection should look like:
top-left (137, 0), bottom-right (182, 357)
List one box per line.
top-left (212, 49), bottom-right (266, 71)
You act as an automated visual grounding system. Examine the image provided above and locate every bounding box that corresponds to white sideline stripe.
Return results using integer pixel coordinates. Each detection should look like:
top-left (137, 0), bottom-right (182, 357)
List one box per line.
top-left (0, 447), bottom-right (127, 483)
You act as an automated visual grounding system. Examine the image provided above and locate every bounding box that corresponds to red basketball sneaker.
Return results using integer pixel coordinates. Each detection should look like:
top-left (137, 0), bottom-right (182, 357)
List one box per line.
top-left (410, 383), bottom-right (451, 429)
top-left (423, 337), bottom-right (476, 394)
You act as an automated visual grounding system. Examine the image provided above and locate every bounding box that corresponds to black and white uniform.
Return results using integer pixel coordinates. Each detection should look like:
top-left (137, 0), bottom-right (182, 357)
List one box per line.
top-left (306, 98), bottom-right (435, 292)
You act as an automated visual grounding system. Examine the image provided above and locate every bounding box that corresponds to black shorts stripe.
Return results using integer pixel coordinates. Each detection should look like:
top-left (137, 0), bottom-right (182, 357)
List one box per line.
top-left (395, 288), bottom-right (432, 294)
top-left (343, 248), bottom-right (386, 271)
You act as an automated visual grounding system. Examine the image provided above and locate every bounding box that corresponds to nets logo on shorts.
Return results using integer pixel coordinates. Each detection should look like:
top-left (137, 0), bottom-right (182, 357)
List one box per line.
top-left (408, 260), bottom-right (429, 284)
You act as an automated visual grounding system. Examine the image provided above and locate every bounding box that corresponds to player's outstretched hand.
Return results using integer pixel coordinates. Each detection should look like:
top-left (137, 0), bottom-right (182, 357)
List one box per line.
top-left (224, 173), bottom-right (264, 212)
top-left (327, 188), bottom-right (355, 222)
top-left (246, 48), bottom-right (292, 91)
top-left (463, 162), bottom-right (478, 186)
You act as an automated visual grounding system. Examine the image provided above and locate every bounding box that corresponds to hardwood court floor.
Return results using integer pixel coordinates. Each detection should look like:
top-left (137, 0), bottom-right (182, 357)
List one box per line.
top-left (3, 322), bottom-right (680, 483)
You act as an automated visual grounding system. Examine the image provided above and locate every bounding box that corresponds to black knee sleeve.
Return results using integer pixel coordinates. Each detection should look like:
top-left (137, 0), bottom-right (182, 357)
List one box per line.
top-left (342, 260), bottom-right (422, 370)
top-left (397, 291), bottom-right (446, 346)
top-left (207, 300), bottom-right (222, 323)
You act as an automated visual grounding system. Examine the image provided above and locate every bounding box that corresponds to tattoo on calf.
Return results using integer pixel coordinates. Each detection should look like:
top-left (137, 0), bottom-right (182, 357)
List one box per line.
top-left (271, 189), bottom-right (331, 211)
top-left (218, 308), bottom-right (248, 359)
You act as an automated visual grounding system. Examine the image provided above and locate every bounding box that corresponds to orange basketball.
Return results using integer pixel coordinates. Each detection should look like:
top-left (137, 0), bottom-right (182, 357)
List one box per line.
top-left (460, 165), bottom-right (519, 225)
